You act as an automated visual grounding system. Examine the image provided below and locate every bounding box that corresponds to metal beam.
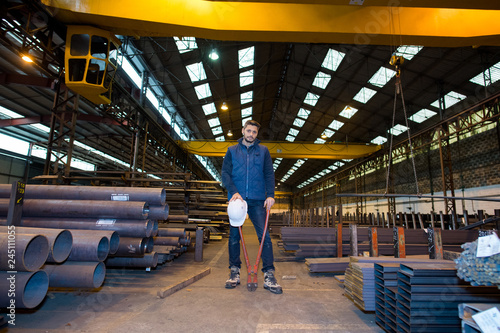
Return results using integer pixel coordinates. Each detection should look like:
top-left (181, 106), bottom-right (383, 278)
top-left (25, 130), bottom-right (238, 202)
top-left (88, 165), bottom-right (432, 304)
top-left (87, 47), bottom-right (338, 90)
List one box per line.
top-left (41, 0), bottom-right (500, 46)
top-left (178, 141), bottom-right (381, 160)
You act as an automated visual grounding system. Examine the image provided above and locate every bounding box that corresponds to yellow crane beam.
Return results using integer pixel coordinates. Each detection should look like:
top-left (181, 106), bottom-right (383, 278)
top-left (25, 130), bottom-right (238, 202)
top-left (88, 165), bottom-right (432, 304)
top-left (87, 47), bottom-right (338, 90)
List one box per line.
top-left (41, 0), bottom-right (500, 46)
top-left (178, 141), bottom-right (381, 160)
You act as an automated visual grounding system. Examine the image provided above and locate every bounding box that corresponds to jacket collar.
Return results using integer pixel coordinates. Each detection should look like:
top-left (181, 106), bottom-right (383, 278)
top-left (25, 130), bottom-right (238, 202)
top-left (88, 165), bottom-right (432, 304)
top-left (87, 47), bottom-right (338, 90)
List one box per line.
top-left (238, 137), bottom-right (260, 148)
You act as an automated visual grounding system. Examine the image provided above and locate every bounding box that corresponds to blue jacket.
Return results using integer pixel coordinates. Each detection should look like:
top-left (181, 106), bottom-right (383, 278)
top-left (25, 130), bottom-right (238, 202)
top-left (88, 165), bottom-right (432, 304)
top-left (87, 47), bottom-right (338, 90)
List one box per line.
top-left (221, 137), bottom-right (275, 201)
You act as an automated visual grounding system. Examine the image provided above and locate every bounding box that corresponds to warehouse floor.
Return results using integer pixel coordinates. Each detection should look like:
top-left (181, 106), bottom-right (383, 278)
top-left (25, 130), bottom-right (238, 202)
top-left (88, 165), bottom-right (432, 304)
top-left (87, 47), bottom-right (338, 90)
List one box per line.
top-left (1, 223), bottom-right (379, 332)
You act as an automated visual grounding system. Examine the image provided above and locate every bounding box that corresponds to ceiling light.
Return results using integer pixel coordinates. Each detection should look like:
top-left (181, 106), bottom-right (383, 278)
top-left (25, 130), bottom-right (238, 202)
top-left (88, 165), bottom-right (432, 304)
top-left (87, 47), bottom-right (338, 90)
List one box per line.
top-left (21, 51), bottom-right (33, 63)
top-left (321, 132), bottom-right (328, 139)
top-left (227, 129), bottom-right (233, 137)
top-left (221, 102), bottom-right (228, 111)
top-left (209, 49), bottom-right (219, 60)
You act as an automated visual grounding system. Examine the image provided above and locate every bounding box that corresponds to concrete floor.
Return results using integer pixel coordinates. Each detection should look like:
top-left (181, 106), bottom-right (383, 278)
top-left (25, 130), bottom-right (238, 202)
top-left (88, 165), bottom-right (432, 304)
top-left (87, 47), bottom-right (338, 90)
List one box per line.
top-left (1, 224), bottom-right (380, 332)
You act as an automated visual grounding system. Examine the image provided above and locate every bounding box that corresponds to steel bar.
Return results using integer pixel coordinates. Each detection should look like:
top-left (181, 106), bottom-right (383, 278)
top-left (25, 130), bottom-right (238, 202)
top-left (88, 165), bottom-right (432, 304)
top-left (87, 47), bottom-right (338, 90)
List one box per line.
top-left (349, 224), bottom-right (358, 257)
top-left (0, 226), bottom-right (72, 263)
top-left (427, 227), bottom-right (444, 260)
top-left (369, 227), bottom-right (378, 257)
top-left (70, 229), bottom-right (119, 255)
top-left (194, 227), bottom-right (203, 262)
top-left (6, 180), bottom-right (25, 227)
top-left (0, 233), bottom-right (49, 271)
top-left (393, 227), bottom-right (406, 258)
top-left (0, 184), bottom-right (166, 206)
top-left (336, 193), bottom-right (500, 202)
top-left (68, 233), bottom-right (109, 262)
top-left (0, 199), bottom-right (148, 219)
top-left (0, 217), bottom-right (154, 238)
top-left (43, 261), bottom-right (106, 288)
top-left (459, 216), bottom-right (500, 230)
top-left (0, 271), bottom-right (49, 308)
top-left (113, 237), bottom-right (146, 256)
top-left (105, 252), bottom-right (158, 268)
top-left (147, 204), bottom-right (169, 220)
top-left (153, 236), bottom-right (180, 247)
top-left (337, 208), bottom-right (343, 258)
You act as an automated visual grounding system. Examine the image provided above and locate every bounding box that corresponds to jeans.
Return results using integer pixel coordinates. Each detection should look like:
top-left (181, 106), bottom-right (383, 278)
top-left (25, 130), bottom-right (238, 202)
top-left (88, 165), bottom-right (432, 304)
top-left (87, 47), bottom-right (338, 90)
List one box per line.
top-left (228, 200), bottom-right (275, 272)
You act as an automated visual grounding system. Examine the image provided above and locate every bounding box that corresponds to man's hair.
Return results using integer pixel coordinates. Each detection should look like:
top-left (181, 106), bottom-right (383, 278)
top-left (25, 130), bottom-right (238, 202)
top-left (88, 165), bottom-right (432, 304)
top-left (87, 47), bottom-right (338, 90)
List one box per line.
top-left (243, 119), bottom-right (261, 129)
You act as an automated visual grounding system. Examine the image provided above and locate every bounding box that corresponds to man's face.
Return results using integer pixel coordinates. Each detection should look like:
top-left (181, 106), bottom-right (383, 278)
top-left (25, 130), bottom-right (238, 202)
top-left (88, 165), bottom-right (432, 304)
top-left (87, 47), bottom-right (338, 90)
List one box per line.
top-left (242, 125), bottom-right (259, 144)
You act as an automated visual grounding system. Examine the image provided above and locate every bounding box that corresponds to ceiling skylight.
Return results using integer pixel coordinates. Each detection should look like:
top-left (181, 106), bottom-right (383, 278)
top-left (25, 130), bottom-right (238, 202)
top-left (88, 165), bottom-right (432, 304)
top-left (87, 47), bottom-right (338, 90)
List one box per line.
top-left (470, 61), bottom-right (500, 87)
top-left (215, 136), bottom-right (225, 141)
top-left (409, 109), bottom-right (437, 123)
top-left (240, 70), bottom-right (254, 87)
top-left (173, 37), bottom-right (198, 53)
top-left (242, 117), bottom-right (251, 127)
top-left (288, 128), bottom-right (299, 137)
top-left (238, 46), bottom-right (255, 69)
top-left (304, 92), bottom-right (320, 106)
top-left (241, 91), bottom-right (253, 105)
top-left (211, 126), bottom-right (223, 136)
top-left (369, 67), bottom-right (396, 87)
top-left (353, 87), bottom-right (377, 104)
top-left (207, 117), bottom-right (220, 128)
top-left (185, 62), bottom-right (207, 82)
top-left (312, 72), bottom-right (331, 89)
top-left (430, 91), bottom-right (467, 109)
top-left (194, 83), bottom-right (212, 99)
top-left (285, 135), bottom-right (296, 142)
top-left (297, 108), bottom-right (311, 119)
top-left (339, 106), bottom-right (358, 119)
top-left (322, 48), bottom-right (345, 72)
top-left (293, 118), bottom-right (305, 128)
top-left (202, 103), bottom-right (217, 116)
top-left (371, 136), bottom-right (387, 145)
top-left (315, 138), bottom-right (326, 144)
top-left (329, 119), bottom-right (344, 130)
top-left (323, 128), bottom-right (335, 138)
top-left (241, 107), bottom-right (252, 118)
top-left (395, 45), bottom-right (423, 61)
top-left (388, 124), bottom-right (409, 136)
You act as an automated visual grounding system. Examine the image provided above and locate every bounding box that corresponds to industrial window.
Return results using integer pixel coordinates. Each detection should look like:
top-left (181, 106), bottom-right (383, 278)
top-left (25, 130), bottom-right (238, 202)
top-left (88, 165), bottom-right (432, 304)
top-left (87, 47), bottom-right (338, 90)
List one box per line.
top-left (430, 91), bottom-right (467, 109)
top-left (186, 62), bottom-right (207, 82)
top-left (285, 135), bottom-right (296, 142)
top-left (304, 92), bottom-right (320, 106)
top-left (297, 108), bottom-right (311, 119)
top-left (207, 117), bottom-right (220, 128)
top-left (369, 67), bottom-right (396, 87)
top-left (293, 118), bottom-right (305, 128)
top-left (395, 45), bottom-right (423, 61)
top-left (215, 136), bottom-right (225, 141)
top-left (211, 126), bottom-right (223, 136)
top-left (388, 124), bottom-right (409, 136)
top-left (329, 119), bottom-right (344, 130)
top-left (173, 37), bottom-right (198, 53)
top-left (312, 72), bottom-right (331, 89)
top-left (239, 70), bottom-right (254, 87)
top-left (409, 109), bottom-right (437, 123)
top-left (322, 48), bottom-right (345, 72)
top-left (241, 91), bottom-right (253, 105)
top-left (470, 61), bottom-right (500, 86)
top-left (288, 128), bottom-right (299, 137)
top-left (241, 117), bottom-right (251, 127)
top-left (241, 107), bottom-right (252, 118)
top-left (339, 105), bottom-right (357, 119)
top-left (323, 128), bottom-right (335, 138)
top-left (202, 103), bottom-right (217, 116)
top-left (371, 136), bottom-right (387, 145)
top-left (353, 87), bottom-right (377, 104)
top-left (194, 83), bottom-right (212, 99)
top-left (238, 46), bottom-right (255, 69)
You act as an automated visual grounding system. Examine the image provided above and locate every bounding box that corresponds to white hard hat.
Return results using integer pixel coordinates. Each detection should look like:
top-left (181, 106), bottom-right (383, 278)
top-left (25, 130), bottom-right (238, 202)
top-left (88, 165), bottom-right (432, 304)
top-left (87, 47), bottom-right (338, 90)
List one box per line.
top-left (227, 199), bottom-right (247, 227)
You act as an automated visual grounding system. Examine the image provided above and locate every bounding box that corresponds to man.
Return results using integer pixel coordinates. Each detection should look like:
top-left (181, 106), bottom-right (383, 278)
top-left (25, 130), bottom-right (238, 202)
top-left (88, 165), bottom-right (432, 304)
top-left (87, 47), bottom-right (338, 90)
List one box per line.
top-left (221, 119), bottom-right (282, 294)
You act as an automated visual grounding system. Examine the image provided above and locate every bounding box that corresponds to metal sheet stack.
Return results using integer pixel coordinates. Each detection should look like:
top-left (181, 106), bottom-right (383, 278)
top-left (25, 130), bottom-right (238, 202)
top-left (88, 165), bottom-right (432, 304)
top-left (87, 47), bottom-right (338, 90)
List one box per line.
top-left (344, 262), bottom-right (376, 311)
top-left (372, 261), bottom-right (500, 333)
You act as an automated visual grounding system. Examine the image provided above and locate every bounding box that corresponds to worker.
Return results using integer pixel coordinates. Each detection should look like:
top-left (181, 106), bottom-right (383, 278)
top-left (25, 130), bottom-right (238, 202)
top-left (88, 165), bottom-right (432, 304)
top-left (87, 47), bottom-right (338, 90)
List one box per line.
top-left (221, 119), bottom-right (282, 294)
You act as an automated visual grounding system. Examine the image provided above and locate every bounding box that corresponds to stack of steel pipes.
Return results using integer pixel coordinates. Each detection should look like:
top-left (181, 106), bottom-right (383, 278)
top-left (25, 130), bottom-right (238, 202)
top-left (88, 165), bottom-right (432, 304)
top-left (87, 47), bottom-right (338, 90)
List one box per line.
top-left (0, 227), bottom-right (50, 310)
top-left (154, 226), bottom-right (191, 264)
top-left (0, 185), bottom-right (169, 273)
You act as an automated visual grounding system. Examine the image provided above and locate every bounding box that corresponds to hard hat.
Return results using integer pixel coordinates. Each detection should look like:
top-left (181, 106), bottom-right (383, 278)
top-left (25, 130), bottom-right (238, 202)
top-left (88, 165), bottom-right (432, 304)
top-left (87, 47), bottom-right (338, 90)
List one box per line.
top-left (227, 199), bottom-right (247, 227)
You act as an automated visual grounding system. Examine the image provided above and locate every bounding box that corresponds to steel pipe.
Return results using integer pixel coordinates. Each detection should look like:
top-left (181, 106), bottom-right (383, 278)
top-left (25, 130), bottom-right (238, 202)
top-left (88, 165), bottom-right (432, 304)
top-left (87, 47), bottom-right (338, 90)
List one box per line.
top-left (151, 220), bottom-right (158, 237)
top-left (0, 184), bottom-right (166, 206)
top-left (153, 236), bottom-right (180, 247)
top-left (0, 199), bottom-right (148, 220)
top-left (157, 227), bottom-right (186, 238)
top-left (147, 204), bottom-right (169, 220)
top-left (0, 271), bottom-right (49, 309)
top-left (105, 252), bottom-right (158, 268)
top-left (113, 237), bottom-right (146, 256)
top-left (144, 237), bottom-right (154, 253)
top-left (0, 233), bottom-right (49, 271)
top-left (68, 233), bottom-right (109, 262)
top-left (43, 261), bottom-right (106, 289)
top-left (179, 236), bottom-right (191, 247)
top-left (0, 218), bottom-right (154, 238)
top-left (69, 229), bottom-right (119, 255)
top-left (0, 226), bottom-right (72, 263)
top-left (166, 214), bottom-right (188, 222)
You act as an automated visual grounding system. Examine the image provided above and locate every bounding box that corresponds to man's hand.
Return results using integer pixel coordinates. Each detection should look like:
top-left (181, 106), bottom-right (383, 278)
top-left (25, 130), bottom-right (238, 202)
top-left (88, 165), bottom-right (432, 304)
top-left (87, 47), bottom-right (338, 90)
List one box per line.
top-left (230, 193), bottom-right (243, 202)
top-left (263, 197), bottom-right (275, 210)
